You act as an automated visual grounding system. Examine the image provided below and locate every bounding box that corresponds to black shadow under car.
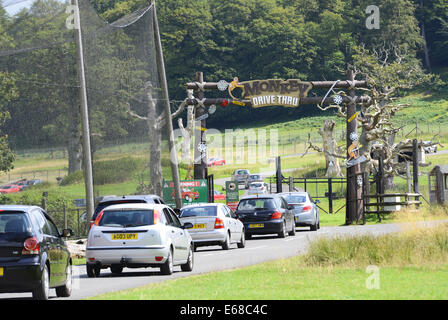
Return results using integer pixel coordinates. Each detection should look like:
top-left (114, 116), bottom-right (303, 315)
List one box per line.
top-left (235, 195), bottom-right (296, 239)
top-left (0, 205), bottom-right (73, 300)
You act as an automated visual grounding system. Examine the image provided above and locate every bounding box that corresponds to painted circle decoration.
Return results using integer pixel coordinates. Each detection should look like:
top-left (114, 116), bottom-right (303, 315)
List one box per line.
top-left (209, 104), bottom-right (217, 114)
top-left (350, 132), bottom-right (359, 141)
top-left (333, 95), bottom-right (343, 105)
top-left (197, 143), bottom-right (207, 153)
top-left (217, 80), bottom-right (229, 91)
top-left (228, 182), bottom-right (237, 191)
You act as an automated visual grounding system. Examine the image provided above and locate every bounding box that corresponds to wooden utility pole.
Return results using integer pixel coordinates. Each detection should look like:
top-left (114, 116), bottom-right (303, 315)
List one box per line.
top-left (346, 70), bottom-right (363, 224)
top-left (73, 0), bottom-right (95, 224)
top-left (193, 71), bottom-right (208, 180)
top-left (152, 1), bottom-right (182, 208)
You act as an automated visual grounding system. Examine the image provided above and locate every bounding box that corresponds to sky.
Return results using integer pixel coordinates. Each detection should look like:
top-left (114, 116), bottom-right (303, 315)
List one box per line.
top-left (4, 0), bottom-right (34, 15)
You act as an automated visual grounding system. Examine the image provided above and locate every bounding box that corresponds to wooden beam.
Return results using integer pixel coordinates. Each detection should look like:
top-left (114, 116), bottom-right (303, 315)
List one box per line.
top-left (185, 80), bottom-right (369, 90)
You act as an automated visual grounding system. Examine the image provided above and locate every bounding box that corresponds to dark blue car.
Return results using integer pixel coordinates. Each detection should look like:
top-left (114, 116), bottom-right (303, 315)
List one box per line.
top-left (0, 205), bottom-right (73, 300)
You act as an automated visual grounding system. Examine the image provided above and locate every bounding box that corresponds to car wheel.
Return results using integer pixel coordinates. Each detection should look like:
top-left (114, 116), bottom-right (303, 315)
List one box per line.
top-left (160, 249), bottom-right (174, 275)
top-left (237, 230), bottom-right (246, 248)
top-left (56, 263), bottom-right (72, 298)
top-left (33, 264), bottom-right (50, 300)
top-left (288, 221), bottom-right (296, 236)
top-left (181, 245), bottom-right (194, 272)
top-left (222, 232), bottom-right (231, 250)
top-left (278, 221), bottom-right (287, 238)
top-left (245, 233), bottom-right (252, 240)
top-left (110, 265), bottom-right (123, 274)
top-left (86, 264), bottom-right (101, 278)
top-left (310, 220), bottom-right (318, 231)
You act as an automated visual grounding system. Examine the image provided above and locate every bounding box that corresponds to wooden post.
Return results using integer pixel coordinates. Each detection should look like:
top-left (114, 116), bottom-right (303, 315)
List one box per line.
top-left (412, 139), bottom-right (419, 194)
top-left (276, 156), bottom-right (282, 193)
top-left (345, 70), bottom-right (363, 224)
top-left (193, 72), bottom-right (208, 181)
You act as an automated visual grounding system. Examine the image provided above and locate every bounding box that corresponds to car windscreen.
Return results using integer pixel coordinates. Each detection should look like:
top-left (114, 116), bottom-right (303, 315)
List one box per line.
top-left (0, 212), bottom-right (31, 238)
top-left (237, 198), bottom-right (276, 210)
top-left (283, 195), bottom-right (307, 204)
top-left (250, 182), bottom-right (263, 188)
top-left (98, 210), bottom-right (154, 227)
top-left (180, 206), bottom-right (217, 217)
top-left (93, 200), bottom-right (149, 219)
top-left (250, 175), bottom-right (261, 180)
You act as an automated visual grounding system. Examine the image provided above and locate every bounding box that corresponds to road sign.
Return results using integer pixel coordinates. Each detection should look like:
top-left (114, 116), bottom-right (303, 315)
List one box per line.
top-left (226, 180), bottom-right (239, 211)
top-left (162, 179), bottom-right (208, 207)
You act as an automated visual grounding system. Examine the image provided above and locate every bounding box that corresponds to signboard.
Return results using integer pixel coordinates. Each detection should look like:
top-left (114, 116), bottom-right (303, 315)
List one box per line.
top-left (162, 179), bottom-right (208, 207)
top-left (229, 78), bottom-right (312, 108)
top-left (225, 180), bottom-right (239, 212)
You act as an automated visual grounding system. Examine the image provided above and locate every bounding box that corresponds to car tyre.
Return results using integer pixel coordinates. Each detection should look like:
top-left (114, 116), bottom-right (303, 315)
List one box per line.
top-left (181, 245), bottom-right (194, 272)
top-left (160, 249), bottom-right (174, 275)
top-left (310, 221), bottom-right (318, 231)
top-left (56, 263), bottom-right (72, 298)
top-left (278, 221), bottom-right (287, 238)
top-left (110, 265), bottom-right (123, 274)
top-left (237, 231), bottom-right (246, 248)
top-left (288, 222), bottom-right (296, 236)
top-left (33, 264), bottom-right (50, 300)
top-left (222, 232), bottom-right (231, 250)
top-left (86, 264), bottom-right (101, 278)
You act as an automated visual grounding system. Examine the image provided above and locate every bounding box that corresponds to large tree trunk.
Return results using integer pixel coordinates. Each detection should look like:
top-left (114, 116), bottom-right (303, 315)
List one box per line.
top-left (146, 84), bottom-right (163, 196)
top-left (318, 119), bottom-right (343, 177)
top-left (67, 95), bottom-right (82, 174)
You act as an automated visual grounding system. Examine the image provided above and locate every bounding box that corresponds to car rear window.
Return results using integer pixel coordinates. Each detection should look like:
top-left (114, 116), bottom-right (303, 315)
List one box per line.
top-left (180, 206), bottom-right (217, 217)
top-left (93, 199), bottom-right (150, 220)
top-left (98, 210), bottom-right (154, 227)
top-left (283, 195), bottom-right (307, 203)
top-left (250, 182), bottom-right (263, 188)
top-left (237, 198), bottom-right (276, 210)
top-left (0, 212), bottom-right (31, 236)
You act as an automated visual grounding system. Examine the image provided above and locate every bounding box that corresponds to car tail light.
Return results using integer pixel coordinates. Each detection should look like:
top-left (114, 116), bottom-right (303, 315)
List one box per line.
top-left (271, 211), bottom-right (282, 219)
top-left (155, 256), bottom-right (163, 261)
top-left (302, 205), bottom-right (312, 212)
top-left (22, 237), bottom-right (39, 255)
top-left (214, 218), bottom-right (225, 229)
top-left (153, 209), bottom-right (161, 224)
top-left (93, 210), bottom-right (105, 226)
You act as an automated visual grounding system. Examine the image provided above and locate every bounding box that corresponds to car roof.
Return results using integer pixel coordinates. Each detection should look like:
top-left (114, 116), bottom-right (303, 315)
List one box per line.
top-left (0, 205), bottom-right (41, 212)
top-left (278, 192), bottom-right (309, 196)
top-left (98, 194), bottom-right (162, 204)
top-left (102, 203), bottom-right (162, 211)
top-left (239, 194), bottom-right (277, 200)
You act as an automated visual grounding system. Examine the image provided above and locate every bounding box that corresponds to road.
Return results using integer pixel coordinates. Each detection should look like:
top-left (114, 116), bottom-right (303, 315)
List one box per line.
top-left (0, 220), bottom-right (445, 300)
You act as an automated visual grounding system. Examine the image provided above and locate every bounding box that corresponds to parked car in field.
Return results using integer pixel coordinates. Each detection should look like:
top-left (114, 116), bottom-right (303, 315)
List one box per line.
top-left (207, 157), bottom-right (226, 167)
top-left (0, 185), bottom-right (22, 194)
top-left (278, 192), bottom-right (320, 231)
top-left (86, 203), bottom-right (194, 277)
top-left (235, 195), bottom-right (296, 239)
top-left (232, 169), bottom-right (251, 188)
top-left (0, 205), bottom-right (73, 300)
top-left (423, 141), bottom-right (437, 154)
top-left (213, 190), bottom-right (226, 201)
top-left (26, 179), bottom-right (43, 186)
top-left (179, 203), bottom-right (245, 251)
top-left (248, 182), bottom-right (269, 195)
top-left (89, 194), bottom-right (166, 230)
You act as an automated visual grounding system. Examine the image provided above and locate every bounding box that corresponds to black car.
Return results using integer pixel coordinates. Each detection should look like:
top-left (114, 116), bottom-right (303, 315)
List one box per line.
top-left (89, 195), bottom-right (166, 228)
top-left (235, 195), bottom-right (296, 239)
top-left (0, 205), bottom-right (73, 300)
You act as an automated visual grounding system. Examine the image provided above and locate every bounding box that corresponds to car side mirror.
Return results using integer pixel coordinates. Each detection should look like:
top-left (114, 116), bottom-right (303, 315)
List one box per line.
top-left (314, 200), bottom-right (321, 204)
top-left (288, 206), bottom-right (294, 210)
top-left (61, 228), bottom-right (74, 238)
top-left (182, 222), bottom-right (193, 229)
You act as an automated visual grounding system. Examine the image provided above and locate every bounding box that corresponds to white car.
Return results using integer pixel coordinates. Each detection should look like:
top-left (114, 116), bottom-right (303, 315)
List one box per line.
top-left (86, 203), bottom-right (194, 276)
top-left (179, 203), bottom-right (245, 251)
top-left (248, 182), bottom-right (269, 195)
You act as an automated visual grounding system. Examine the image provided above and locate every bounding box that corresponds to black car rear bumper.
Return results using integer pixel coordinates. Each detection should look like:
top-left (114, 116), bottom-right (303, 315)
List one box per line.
top-left (0, 258), bottom-right (42, 293)
top-left (243, 219), bottom-right (284, 235)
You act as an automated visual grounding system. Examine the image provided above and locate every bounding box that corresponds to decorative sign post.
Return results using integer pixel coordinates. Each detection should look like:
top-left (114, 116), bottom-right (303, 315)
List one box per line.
top-left (225, 180), bottom-right (240, 212)
top-left (185, 72), bottom-right (370, 224)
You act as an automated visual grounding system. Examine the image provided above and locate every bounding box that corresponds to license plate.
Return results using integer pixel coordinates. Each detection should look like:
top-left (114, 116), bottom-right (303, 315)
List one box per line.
top-left (249, 224), bottom-right (264, 228)
top-left (193, 224), bottom-right (205, 229)
top-left (0, 267), bottom-right (3, 277)
top-left (111, 233), bottom-right (138, 240)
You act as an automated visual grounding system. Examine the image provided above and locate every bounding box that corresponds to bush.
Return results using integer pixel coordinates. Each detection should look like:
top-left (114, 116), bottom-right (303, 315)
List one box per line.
top-left (60, 170), bottom-right (84, 186)
top-left (93, 156), bottom-right (144, 185)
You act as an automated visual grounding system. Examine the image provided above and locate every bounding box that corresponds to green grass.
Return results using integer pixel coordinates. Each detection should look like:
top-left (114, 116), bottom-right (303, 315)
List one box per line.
top-left (89, 223), bottom-right (448, 300)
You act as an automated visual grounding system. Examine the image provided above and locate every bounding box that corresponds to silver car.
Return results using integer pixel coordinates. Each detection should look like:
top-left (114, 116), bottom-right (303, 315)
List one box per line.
top-left (247, 182), bottom-right (269, 195)
top-left (179, 203), bottom-right (245, 251)
top-left (278, 192), bottom-right (320, 231)
top-left (86, 203), bottom-right (194, 276)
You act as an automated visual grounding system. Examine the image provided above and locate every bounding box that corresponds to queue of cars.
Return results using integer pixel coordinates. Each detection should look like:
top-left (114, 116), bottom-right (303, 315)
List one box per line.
top-left (0, 179), bottom-right (43, 194)
top-left (0, 186), bottom-right (320, 300)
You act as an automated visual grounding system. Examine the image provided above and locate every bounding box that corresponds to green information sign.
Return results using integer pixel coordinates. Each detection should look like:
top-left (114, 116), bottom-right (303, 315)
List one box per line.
top-left (162, 179), bottom-right (208, 207)
top-left (225, 180), bottom-right (239, 211)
